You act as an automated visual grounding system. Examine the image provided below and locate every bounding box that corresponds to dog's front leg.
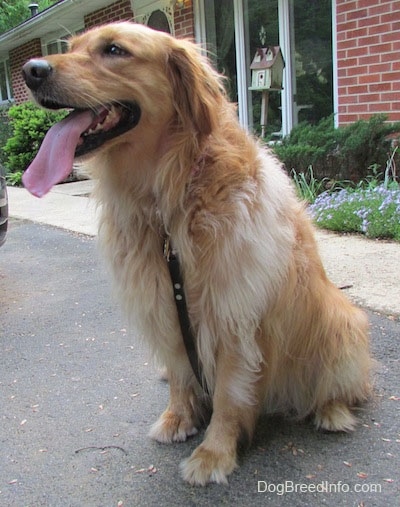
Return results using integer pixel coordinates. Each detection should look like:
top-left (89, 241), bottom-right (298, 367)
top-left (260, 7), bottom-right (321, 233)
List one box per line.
top-left (149, 357), bottom-right (202, 443)
top-left (180, 344), bottom-right (261, 486)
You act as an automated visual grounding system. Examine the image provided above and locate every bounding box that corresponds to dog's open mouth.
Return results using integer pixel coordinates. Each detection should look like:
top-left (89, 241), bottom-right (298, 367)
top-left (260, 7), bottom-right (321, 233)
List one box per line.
top-left (74, 101), bottom-right (141, 157)
top-left (22, 101), bottom-right (141, 197)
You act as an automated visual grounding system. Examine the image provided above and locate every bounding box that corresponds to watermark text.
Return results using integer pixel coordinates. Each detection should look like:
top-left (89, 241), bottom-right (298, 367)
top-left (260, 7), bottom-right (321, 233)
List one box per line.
top-left (257, 480), bottom-right (382, 496)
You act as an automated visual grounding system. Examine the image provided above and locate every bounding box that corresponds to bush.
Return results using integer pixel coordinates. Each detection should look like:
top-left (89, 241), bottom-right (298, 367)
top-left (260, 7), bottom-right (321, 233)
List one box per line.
top-left (0, 104), bottom-right (13, 166)
top-left (3, 102), bottom-right (67, 185)
top-left (273, 114), bottom-right (400, 182)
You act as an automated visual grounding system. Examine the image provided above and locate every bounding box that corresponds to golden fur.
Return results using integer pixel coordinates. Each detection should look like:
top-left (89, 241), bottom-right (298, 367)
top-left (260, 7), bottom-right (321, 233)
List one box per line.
top-left (35, 22), bottom-right (372, 485)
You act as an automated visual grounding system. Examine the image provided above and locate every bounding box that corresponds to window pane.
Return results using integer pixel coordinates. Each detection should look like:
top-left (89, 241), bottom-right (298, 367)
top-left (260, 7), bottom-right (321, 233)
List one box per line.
top-left (0, 63), bottom-right (7, 101)
top-left (204, 0), bottom-right (237, 102)
top-left (293, 0), bottom-right (333, 124)
top-left (245, 0), bottom-right (281, 137)
top-left (47, 41), bottom-right (59, 55)
top-left (5, 60), bottom-right (13, 98)
top-left (60, 40), bottom-right (69, 54)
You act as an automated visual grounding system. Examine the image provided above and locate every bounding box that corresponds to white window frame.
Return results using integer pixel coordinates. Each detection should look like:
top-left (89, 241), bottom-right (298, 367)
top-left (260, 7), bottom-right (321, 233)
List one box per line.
top-left (41, 25), bottom-right (83, 56)
top-left (278, 0), bottom-right (294, 137)
top-left (0, 59), bottom-right (13, 104)
top-left (195, 0), bottom-right (336, 136)
top-left (332, 0), bottom-right (339, 128)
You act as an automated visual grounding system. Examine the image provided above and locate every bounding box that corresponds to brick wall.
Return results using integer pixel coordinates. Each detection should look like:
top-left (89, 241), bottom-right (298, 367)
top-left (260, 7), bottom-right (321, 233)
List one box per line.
top-left (174, 2), bottom-right (195, 39)
top-left (84, 0), bottom-right (133, 28)
top-left (336, 0), bottom-right (400, 125)
top-left (11, 39), bottom-right (42, 104)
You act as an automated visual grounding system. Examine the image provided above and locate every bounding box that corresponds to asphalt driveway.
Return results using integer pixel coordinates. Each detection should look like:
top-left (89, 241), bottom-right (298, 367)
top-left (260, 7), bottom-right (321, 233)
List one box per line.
top-left (1, 220), bottom-right (399, 506)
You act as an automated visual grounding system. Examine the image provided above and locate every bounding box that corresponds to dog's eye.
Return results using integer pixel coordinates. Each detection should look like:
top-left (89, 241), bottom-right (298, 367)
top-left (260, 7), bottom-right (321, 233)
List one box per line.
top-left (103, 44), bottom-right (129, 57)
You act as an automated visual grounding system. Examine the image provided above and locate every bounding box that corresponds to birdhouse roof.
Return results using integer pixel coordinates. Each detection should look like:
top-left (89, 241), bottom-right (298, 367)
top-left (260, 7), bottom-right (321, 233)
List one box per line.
top-left (250, 47), bottom-right (285, 70)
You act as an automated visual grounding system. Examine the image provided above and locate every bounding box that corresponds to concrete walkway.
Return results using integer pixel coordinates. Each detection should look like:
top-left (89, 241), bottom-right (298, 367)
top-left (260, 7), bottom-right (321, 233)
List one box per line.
top-left (7, 181), bottom-right (400, 316)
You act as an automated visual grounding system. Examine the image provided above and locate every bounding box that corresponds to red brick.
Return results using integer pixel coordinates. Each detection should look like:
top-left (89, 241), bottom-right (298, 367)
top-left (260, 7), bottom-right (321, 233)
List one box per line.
top-left (350, 27), bottom-right (370, 39)
top-left (368, 24), bottom-right (385, 36)
top-left (347, 85), bottom-right (368, 95)
top-left (369, 4), bottom-right (393, 17)
top-left (338, 20), bottom-right (358, 32)
top-left (10, 38), bottom-right (42, 103)
top-left (357, 15), bottom-right (380, 28)
top-left (382, 71), bottom-right (400, 82)
top-left (369, 102), bottom-right (391, 112)
top-left (340, 95), bottom-right (359, 105)
top-left (369, 42), bottom-right (393, 55)
top-left (391, 60), bottom-right (400, 71)
top-left (358, 73), bottom-right (382, 85)
top-left (381, 33), bottom-right (398, 45)
top-left (346, 65), bottom-right (363, 77)
top-left (380, 92), bottom-right (400, 102)
top-left (338, 76), bottom-right (359, 87)
top-left (357, 0), bottom-right (377, 8)
top-left (337, 1), bottom-right (359, 14)
top-left (339, 113), bottom-right (364, 124)
top-left (358, 34), bottom-right (382, 47)
top-left (358, 54), bottom-right (380, 66)
top-left (346, 46), bottom-right (369, 58)
top-left (381, 12), bottom-right (398, 25)
top-left (337, 38), bottom-right (358, 50)
top-left (381, 52), bottom-right (398, 63)
top-left (369, 82), bottom-right (392, 93)
top-left (391, 81), bottom-right (400, 91)
top-left (346, 9), bottom-right (368, 21)
top-left (358, 93), bottom-right (381, 103)
top-left (369, 62), bottom-right (392, 74)
top-left (84, 0), bottom-right (133, 27)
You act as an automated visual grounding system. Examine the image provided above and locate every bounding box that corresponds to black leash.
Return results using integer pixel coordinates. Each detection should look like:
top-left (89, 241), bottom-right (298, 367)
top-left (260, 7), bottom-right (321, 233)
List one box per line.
top-left (163, 236), bottom-right (209, 394)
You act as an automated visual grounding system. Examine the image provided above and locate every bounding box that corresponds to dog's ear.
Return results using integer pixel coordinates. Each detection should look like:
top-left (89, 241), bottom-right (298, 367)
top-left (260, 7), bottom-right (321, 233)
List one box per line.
top-left (167, 43), bottom-right (222, 136)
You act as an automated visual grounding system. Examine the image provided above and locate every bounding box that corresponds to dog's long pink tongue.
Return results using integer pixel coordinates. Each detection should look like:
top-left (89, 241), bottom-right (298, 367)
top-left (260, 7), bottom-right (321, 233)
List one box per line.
top-left (22, 109), bottom-right (94, 197)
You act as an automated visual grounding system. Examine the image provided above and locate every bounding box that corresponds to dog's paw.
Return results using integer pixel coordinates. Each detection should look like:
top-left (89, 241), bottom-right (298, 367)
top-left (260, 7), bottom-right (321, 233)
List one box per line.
top-left (180, 445), bottom-right (237, 486)
top-left (314, 401), bottom-right (357, 432)
top-left (149, 410), bottom-right (198, 443)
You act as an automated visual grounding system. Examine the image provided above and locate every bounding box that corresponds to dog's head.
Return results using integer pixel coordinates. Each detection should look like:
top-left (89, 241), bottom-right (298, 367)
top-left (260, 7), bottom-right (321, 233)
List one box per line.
top-left (22, 22), bottom-right (225, 196)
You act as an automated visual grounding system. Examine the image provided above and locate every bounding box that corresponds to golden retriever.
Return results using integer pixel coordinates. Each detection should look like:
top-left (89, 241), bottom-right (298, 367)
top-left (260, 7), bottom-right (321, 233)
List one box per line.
top-left (22, 22), bottom-right (372, 485)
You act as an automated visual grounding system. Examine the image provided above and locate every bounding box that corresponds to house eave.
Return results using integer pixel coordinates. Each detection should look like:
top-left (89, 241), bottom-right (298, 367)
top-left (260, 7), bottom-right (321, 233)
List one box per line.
top-left (0, 0), bottom-right (118, 59)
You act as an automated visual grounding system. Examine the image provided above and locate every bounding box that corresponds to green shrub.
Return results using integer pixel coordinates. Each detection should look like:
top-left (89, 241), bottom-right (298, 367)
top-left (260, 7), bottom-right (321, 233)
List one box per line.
top-left (273, 115), bottom-right (336, 178)
top-left (0, 103), bottom-right (13, 165)
top-left (335, 114), bottom-right (400, 181)
top-left (3, 102), bottom-right (67, 184)
top-left (273, 114), bottom-right (400, 182)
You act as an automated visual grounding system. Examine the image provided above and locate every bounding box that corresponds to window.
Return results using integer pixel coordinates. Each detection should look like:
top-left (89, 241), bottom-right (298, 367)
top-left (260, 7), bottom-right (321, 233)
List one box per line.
top-left (245, 0), bottom-right (280, 137)
top-left (134, 1), bottom-right (174, 34)
top-left (45, 39), bottom-right (69, 55)
top-left (199, 0), bottom-right (333, 136)
top-left (204, 0), bottom-right (237, 102)
top-left (0, 60), bottom-right (13, 103)
top-left (42, 26), bottom-right (84, 56)
top-left (291, 0), bottom-right (333, 125)
top-left (148, 9), bottom-right (171, 33)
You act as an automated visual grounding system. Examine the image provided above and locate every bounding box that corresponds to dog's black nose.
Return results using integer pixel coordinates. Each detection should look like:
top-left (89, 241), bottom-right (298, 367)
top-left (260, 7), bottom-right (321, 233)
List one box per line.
top-left (22, 59), bottom-right (53, 90)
